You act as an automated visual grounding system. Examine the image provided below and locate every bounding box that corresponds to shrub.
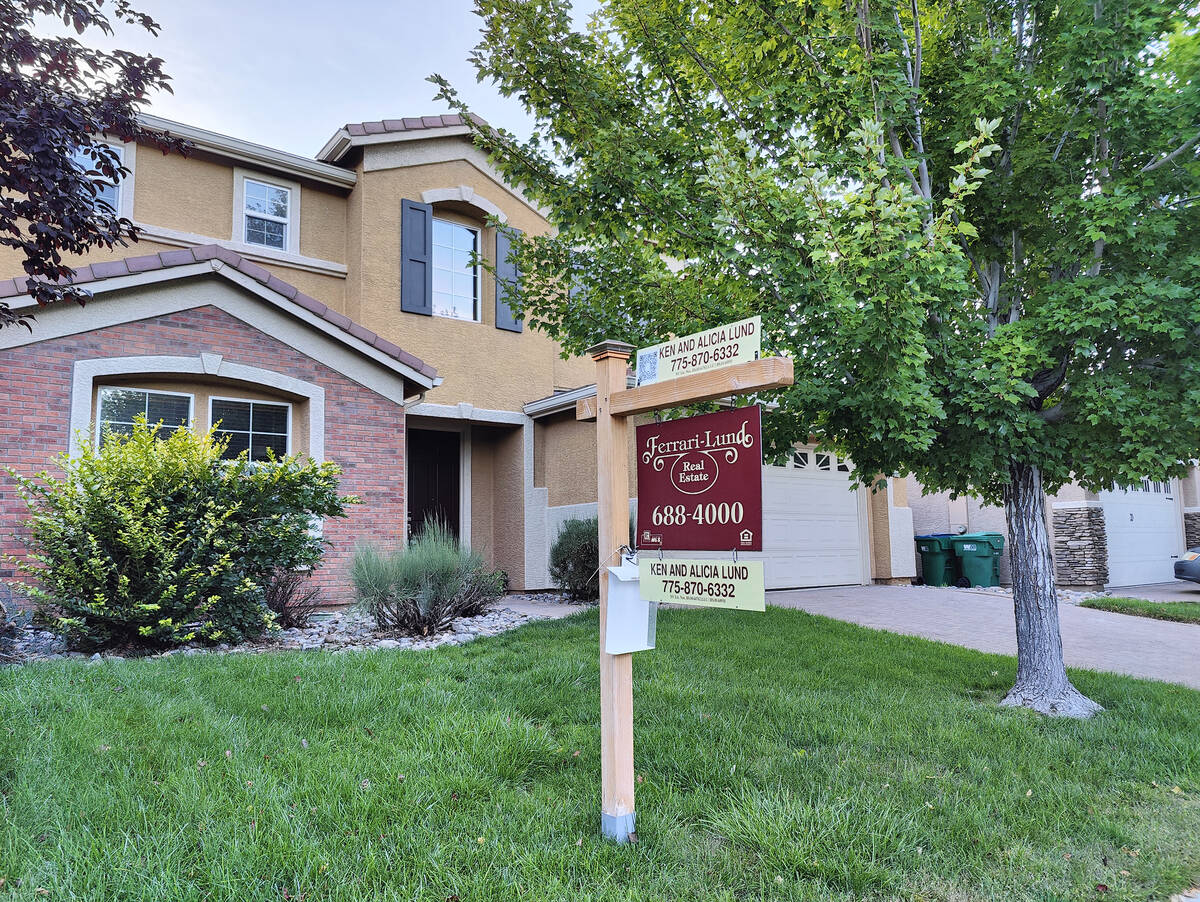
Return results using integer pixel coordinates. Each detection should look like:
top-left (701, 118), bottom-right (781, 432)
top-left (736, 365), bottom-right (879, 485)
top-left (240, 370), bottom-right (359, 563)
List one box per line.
top-left (352, 521), bottom-right (503, 636)
top-left (549, 517), bottom-right (599, 601)
top-left (7, 420), bottom-right (352, 649)
top-left (263, 570), bottom-right (322, 630)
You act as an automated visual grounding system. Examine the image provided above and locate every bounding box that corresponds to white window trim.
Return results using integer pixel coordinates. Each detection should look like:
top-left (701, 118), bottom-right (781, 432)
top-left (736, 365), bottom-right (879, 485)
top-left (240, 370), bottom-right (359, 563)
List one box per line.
top-left (75, 139), bottom-right (136, 219)
top-left (71, 355), bottom-right (324, 460)
top-left (94, 385), bottom-right (194, 450)
top-left (431, 217), bottom-right (482, 323)
top-left (233, 168), bottom-right (301, 255)
top-left (208, 394), bottom-right (294, 460)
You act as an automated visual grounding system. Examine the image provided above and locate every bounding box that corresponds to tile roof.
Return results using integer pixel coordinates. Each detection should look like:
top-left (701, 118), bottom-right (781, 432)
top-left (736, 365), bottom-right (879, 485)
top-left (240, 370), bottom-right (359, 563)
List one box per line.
top-left (341, 113), bottom-right (483, 137)
top-left (0, 245), bottom-right (438, 382)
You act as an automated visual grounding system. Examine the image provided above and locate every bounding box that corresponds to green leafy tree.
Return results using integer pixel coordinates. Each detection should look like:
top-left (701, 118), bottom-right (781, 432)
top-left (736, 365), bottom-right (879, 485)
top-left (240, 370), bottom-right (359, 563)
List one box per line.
top-left (435, 0), bottom-right (1200, 717)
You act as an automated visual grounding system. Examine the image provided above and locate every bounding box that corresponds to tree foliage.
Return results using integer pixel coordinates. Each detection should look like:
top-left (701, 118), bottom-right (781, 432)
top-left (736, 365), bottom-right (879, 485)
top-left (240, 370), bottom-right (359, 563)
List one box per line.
top-left (437, 0), bottom-right (1199, 715)
top-left (0, 0), bottom-right (186, 328)
top-left (435, 0), bottom-right (1199, 501)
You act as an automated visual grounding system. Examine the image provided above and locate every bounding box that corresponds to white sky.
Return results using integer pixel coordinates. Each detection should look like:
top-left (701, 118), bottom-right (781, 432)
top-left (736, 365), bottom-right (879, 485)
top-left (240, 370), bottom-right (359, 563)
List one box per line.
top-left (53, 0), bottom-right (597, 158)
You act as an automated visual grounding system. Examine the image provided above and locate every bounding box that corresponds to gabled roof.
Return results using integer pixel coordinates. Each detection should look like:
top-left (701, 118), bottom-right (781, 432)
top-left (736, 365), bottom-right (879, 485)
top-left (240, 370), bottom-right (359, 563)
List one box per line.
top-left (138, 114), bottom-right (357, 189)
top-left (0, 244), bottom-right (439, 389)
top-left (317, 113), bottom-right (485, 165)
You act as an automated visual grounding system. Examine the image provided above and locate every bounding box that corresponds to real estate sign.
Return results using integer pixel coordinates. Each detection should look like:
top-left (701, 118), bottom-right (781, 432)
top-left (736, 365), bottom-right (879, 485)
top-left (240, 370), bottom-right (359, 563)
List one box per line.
top-left (635, 405), bottom-right (764, 551)
top-left (639, 558), bottom-right (765, 611)
top-left (635, 315), bottom-right (761, 387)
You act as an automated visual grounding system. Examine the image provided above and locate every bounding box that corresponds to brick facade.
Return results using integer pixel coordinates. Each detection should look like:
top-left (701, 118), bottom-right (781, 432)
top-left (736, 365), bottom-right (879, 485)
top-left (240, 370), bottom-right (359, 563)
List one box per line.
top-left (1052, 506), bottom-right (1109, 588)
top-left (0, 305), bottom-right (405, 608)
top-left (1186, 511), bottom-right (1200, 550)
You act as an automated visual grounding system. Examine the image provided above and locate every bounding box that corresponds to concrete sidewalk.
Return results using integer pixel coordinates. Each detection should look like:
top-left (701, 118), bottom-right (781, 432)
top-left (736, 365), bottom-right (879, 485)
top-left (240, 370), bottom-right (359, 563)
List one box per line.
top-left (770, 584), bottom-right (1200, 690)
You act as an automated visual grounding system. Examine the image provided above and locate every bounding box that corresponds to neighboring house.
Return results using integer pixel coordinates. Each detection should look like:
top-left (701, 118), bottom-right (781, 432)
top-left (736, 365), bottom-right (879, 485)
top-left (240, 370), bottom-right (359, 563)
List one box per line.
top-left (908, 469), bottom-right (1200, 589)
top-left (0, 114), bottom-right (918, 603)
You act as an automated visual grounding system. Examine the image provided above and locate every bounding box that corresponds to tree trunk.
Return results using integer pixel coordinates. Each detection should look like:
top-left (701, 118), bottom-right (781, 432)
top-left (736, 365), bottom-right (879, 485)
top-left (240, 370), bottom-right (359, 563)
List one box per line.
top-left (1001, 460), bottom-right (1103, 718)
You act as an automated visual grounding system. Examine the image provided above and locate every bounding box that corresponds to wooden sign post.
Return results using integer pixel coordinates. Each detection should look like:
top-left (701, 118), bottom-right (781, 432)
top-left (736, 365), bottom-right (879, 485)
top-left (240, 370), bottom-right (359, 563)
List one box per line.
top-left (582, 339), bottom-right (795, 843)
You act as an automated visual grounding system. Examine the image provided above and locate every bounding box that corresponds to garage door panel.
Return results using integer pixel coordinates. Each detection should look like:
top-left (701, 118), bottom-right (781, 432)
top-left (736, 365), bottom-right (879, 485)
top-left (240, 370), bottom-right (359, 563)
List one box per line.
top-left (1099, 482), bottom-right (1182, 587)
top-left (760, 453), bottom-right (865, 589)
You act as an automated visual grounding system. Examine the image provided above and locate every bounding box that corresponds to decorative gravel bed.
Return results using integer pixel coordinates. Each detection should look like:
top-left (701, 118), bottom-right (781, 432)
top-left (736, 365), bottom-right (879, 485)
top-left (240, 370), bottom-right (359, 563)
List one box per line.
top-left (2, 603), bottom-right (562, 665)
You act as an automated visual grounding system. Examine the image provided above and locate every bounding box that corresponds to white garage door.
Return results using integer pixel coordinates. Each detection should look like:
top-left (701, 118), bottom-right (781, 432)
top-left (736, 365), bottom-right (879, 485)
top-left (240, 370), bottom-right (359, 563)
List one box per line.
top-left (760, 448), bottom-right (867, 589)
top-left (1099, 480), bottom-right (1183, 587)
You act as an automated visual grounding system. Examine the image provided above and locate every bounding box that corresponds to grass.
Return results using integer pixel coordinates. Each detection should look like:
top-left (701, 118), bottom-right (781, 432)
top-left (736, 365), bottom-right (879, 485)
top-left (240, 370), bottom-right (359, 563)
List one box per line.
top-left (1080, 595), bottom-right (1200, 625)
top-left (0, 607), bottom-right (1198, 902)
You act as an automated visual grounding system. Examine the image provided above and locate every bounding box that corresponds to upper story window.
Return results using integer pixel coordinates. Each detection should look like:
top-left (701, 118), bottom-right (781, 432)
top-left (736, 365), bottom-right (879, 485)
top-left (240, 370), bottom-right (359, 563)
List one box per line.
top-left (72, 144), bottom-right (122, 213)
top-left (432, 218), bottom-right (480, 321)
top-left (96, 387), bottom-right (192, 445)
top-left (211, 397), bottom-right (291, 461)
top-left (242, 178), bottom-right (291, 250)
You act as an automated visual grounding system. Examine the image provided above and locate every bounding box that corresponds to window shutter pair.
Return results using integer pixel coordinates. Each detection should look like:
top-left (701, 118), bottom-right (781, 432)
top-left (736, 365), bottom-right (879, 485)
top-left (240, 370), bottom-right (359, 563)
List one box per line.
top-left (400, 198), bottom-right (523, 332)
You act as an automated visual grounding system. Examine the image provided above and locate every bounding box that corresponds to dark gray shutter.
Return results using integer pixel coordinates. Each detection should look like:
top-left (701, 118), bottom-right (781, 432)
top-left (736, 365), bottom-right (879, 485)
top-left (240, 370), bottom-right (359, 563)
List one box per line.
top-left (400, 199), bottom-right (433, 315)
top-left (494, 226), bottom-right (523, 333)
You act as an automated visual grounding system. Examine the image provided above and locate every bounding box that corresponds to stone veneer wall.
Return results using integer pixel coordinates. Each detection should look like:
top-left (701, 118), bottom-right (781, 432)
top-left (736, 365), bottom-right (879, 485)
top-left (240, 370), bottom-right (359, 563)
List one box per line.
top-left (1052, 506), bottom-right (1109, 588)
top-left (1185, 511), bottom-right (1200, 549)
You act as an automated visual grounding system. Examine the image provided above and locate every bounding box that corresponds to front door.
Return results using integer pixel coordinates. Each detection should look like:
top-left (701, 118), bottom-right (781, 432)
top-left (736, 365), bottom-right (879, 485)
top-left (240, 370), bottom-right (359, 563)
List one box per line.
top-left (407, 428), bottom-right (460, 539)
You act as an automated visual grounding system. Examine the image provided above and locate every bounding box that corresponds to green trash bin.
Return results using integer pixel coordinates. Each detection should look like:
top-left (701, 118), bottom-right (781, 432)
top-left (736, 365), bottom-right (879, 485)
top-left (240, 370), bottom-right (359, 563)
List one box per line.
top-left (950, 533), bottom-right (1005, 587)
top-left (915, 534), bottom-right (959, 587)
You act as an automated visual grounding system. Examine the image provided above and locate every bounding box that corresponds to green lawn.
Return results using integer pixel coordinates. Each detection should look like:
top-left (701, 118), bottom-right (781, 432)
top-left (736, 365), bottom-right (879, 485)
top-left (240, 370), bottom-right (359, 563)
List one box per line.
top-left (1080, 595), bottom-right (1200, 625)
top-left (1, 607), bottom-right (1197, 902)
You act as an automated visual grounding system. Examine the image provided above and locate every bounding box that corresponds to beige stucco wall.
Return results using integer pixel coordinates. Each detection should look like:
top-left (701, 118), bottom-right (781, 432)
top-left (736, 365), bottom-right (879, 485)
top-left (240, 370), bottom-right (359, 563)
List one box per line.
top-left (463, 423), bottom-right (525, 588)
top-left (299, 184), bottom-right (347, 265)
top-left (134, 150), bottom-right (234, 239)
top-left (868, 482), bottom-right (892, 579)
top-left (1184, 466), bottom-right (1200, 508)
top-left (0, 142), bottom-right (350, 314)
top-left (347, 153), bottom-right (591, 412)
top-left (0, 132), bottom-right (589, 418)
top-left (492, 426), bottom-right (526, 587)
top-left (470, 427), bottom-right (496, 562)
top-left (536, 411), bottom-right (600, 507)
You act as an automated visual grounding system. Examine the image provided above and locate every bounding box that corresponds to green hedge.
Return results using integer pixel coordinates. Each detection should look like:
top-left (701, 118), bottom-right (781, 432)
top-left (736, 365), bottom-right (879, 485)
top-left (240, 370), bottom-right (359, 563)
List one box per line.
top-left (7, 420), bottom-right (353, 648)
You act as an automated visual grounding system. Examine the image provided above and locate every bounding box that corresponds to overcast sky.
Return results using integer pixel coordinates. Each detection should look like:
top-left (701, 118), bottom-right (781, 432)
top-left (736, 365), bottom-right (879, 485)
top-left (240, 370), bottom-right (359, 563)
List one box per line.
top-left (60, 0), bottom-right (596, 157)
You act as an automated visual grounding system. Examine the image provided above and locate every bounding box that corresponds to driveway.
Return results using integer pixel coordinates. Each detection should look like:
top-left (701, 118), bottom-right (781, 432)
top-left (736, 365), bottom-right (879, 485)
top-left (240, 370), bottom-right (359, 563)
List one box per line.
top-left (1112, 581), bottom-right (1200, 603)
top-left (769, 585), bottom-right (1200, 690)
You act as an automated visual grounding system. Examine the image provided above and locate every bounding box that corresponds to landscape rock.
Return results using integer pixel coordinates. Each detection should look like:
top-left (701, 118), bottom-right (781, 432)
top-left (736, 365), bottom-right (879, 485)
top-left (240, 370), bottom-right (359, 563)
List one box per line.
top-left (4, 603), bottom-right (554, 666)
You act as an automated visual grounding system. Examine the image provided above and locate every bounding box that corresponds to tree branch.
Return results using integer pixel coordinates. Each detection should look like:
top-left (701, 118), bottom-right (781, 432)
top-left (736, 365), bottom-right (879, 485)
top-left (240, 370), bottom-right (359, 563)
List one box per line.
top-left (1140, 128), bottom-right (1200, 173)
top-left (1030, 351), bottom-right (1070, 402)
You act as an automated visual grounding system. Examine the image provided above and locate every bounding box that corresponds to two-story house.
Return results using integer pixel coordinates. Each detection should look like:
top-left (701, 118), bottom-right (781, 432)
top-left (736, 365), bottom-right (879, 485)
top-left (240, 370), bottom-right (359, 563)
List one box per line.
top-left (0, 114), bottom-right (920, 604)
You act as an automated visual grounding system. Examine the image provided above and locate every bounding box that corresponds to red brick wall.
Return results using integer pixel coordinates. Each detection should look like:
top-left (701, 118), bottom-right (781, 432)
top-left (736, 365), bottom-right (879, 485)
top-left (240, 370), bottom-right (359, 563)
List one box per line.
top-left (0, 305), bottom-right (405, 610)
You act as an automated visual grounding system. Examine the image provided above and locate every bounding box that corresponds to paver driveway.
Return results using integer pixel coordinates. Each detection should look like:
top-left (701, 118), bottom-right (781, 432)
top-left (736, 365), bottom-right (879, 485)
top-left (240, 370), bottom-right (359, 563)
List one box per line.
top-left (770, 584), bottom-right (1200, 690)
top-left (1116, 580), bottom-right (1200, 603)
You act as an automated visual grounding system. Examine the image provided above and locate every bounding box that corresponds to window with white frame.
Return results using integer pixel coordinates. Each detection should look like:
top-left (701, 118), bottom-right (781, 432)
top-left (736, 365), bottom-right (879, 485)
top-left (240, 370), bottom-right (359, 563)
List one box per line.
top-left (71, 144), bottom-right (122, 213)
top-left (242, 178), bottom-right (292, 250)
top-left (96, 387), bottom-right (192, 445)
top-left (432, 218), bottom-right (481, 321)
top-left (210, 398), bottom-right (291, 461)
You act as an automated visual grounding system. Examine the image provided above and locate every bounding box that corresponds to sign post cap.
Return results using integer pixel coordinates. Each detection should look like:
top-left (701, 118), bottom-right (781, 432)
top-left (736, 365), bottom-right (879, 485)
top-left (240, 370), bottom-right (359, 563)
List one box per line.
top-left (586, 339), bottom-right (635, 360)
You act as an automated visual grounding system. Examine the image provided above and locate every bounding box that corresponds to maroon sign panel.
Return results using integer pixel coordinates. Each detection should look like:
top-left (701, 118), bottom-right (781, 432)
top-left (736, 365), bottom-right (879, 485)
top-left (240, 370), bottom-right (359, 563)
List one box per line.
top-left (636, 405), bottom-right (763, 552)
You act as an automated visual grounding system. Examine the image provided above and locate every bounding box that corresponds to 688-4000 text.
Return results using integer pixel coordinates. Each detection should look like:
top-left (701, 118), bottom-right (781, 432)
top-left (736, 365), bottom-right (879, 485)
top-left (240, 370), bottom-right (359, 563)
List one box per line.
top-left (651, 502), bottom-right (744, 527)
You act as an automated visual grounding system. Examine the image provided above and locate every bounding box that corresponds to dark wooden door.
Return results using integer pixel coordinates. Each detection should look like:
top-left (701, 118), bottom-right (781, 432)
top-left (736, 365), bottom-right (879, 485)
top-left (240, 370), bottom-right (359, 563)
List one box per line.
top-left (407, 429), bottom-right (460, 539)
